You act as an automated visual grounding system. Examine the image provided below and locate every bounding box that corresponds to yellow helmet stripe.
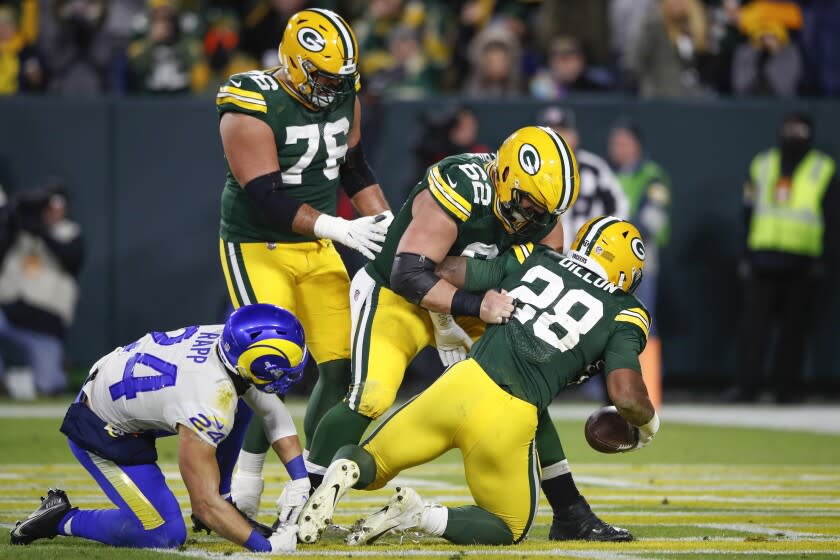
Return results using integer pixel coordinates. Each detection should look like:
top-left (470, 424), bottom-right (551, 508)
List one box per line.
top-left (579, 216), bottom-right (621, 255)
top-left (539, 126), bottom-right (576, 211)
top-left (308, 8), bottom-right (355, 61)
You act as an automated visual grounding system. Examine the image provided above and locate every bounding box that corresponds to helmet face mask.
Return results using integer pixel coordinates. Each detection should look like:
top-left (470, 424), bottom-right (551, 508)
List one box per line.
top-left (299, 60), bottom-right (355, 109)
top-left (220, 304), bottom-right (309, 395)
top-left (569, 215), bottom-right (646, 294)
top-left (499, 188), bottom-right (558, 237)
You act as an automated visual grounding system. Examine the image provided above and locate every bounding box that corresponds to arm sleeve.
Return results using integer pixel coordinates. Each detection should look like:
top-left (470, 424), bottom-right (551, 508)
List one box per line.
top-left (216, 73), bottom-right (272, 121)
top-left (424, 164), bottom-right (473, 223)
top-left (242, 387), bottom-right (298, 443)
top-left (41, 224), bottom-right (84, 276)
top-left (463, 243), bottom-right (535, 291)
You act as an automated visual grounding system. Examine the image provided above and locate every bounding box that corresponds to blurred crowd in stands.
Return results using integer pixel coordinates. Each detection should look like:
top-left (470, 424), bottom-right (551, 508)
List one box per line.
top-left (0, 0), bottom-right (837, 98)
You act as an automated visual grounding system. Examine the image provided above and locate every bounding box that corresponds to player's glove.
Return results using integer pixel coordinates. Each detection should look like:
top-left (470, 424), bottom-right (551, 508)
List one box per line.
top-left (268, 524), bottom-right (298, 553)
top-left (230, 472), bottom-right (264, 518)
top-left (275, 477), bottom-right (311, 525)
top-left (632, 410), bottom-right (660, 450)
top-left (313, 212), bottom-right (391, 260)
top-left (429, 311), bottom-right (473, 367)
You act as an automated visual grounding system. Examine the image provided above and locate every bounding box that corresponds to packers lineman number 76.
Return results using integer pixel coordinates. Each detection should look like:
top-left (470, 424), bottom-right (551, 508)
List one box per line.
top-left (244, 71), bottom-right (350, 185)
top-left (509, 265), bottom-right (604, 351)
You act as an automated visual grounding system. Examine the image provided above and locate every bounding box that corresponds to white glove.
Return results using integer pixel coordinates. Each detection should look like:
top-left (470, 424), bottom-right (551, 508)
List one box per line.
top-left (430, 312), bottom-right (473, 367)
top-left (633, 411), bottom-right (660, 450)
top-left (268, 524), bottom-right (298, 553)
top-left (275, 477), bottom-right (311, 525)
top-left (230, 472), bottom-right (264, 518)
top-left (377, 210), bottom-right (394, 231)
top-left (313, 213), bottom-right (389, 260)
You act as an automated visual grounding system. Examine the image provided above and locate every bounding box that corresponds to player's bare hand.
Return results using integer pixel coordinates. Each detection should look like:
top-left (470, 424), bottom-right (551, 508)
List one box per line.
top-left (480, 289), bottom-right (514, 325)
top-left (313, 214), bottom-right (389, 260)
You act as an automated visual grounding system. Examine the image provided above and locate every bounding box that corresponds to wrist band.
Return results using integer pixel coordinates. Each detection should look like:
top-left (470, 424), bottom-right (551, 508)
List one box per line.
top-left (245, 528), bottom-right (272, 552)
top-left (450, 289), bottom-right (482, 317)
top-left (285, 454), bottom-right (308, 480)
top-left (635, 411), bottom-right (660, 435)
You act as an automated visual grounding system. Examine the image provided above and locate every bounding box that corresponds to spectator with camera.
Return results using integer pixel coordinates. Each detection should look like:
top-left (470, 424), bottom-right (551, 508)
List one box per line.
top-left (0, 182), bottom-right (84, 396)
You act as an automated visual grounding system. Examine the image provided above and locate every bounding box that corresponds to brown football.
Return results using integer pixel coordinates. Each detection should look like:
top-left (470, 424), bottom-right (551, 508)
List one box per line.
top-left (584, 406), bottom-right (639, 454)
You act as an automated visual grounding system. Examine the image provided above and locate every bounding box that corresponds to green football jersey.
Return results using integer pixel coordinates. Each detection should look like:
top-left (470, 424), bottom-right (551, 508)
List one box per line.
top-left (366, 152), bottom-right (557, 286)
top-left (470, 245), bottom-right (650, 411)
top-left (217, 69), bottom-right (356, 243)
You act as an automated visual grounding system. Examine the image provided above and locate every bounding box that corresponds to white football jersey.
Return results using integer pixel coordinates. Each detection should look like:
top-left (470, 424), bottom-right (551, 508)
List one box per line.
top-left (84, 325), bottom-right (238, 447)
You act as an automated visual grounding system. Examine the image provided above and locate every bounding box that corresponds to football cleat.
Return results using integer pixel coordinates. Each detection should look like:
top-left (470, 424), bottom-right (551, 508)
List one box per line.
top-left (296, 459), bottom-right (359, 543)
top-left (10, 488), bottom-right (73, 545)
top-left (346, 487), bottom-right (425, 545)
top-left (549, 496), bottom-right (633, 542)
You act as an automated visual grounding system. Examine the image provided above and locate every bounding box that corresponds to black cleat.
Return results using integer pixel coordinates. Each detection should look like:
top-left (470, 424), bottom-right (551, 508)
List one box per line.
top-left (549, 496), bottom-right (633, 542)
top-left (10, 489), bottom-right (73, 545)
top-left (191, 502), bottom-right (274, 538)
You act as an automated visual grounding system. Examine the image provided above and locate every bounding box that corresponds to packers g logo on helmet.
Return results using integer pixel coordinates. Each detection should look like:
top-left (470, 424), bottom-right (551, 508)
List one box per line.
top-left (518, 143), bottom-right (541, 175)
top-left (278, 9), bottom-right (359, 110)
top-left (570, 216), bottom-right (646, 294)
top-left (492, 126), bottom-right (579, 236)
top-left (297, 27), bottom-right (326, 52)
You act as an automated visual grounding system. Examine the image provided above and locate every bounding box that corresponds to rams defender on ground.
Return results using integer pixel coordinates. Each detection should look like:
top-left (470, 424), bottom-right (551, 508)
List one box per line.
top-left (305, 126), bottom-right (632, 541)
top-left (216, 8), bottom-right (391, 515)
top-left (11, 304), bottom-right (310, 553)
top-left (299, 217), bottom-right (659, 546)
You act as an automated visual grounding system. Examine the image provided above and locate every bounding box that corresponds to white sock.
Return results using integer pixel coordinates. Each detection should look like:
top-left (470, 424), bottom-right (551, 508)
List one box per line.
top-left (305, 458), bottom-right (327, 475)
top-left (419, 504), bottom-right (448, 536)
top-left (236, 450), bottom-right (266, 477)
top-left (541, 459), bottom-right (570, 481)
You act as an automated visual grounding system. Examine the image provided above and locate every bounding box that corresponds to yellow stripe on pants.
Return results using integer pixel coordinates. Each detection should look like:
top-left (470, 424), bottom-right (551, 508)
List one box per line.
top-left (87, 452), bottom-right (165, 530)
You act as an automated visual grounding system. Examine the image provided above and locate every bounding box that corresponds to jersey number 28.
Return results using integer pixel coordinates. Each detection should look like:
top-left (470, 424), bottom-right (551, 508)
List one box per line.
top-left (508, 265), bottom-right (604, 351)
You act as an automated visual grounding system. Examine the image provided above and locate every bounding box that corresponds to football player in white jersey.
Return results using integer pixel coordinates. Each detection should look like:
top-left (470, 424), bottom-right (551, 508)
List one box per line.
top-left (10, 304), bottom-right (309, 553)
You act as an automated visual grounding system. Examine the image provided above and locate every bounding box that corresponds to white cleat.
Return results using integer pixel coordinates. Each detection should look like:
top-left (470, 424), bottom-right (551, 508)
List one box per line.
top-left (346, 486), bottom-right (425, 545)
top-left (297, 459), bottom-right (360, 544)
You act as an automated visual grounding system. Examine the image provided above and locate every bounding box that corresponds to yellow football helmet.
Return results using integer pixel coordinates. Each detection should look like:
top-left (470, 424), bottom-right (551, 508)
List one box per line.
top-left (491, 125), bottom-right (579, 236)
top-left (569, 216), bottom-right (646, 293)
top-left (277, 8), bottom-right (359, 110)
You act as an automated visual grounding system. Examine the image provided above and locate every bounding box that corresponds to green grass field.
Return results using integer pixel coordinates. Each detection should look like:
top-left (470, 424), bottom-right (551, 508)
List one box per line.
top-left (1, 399), bottom-right (839, 559)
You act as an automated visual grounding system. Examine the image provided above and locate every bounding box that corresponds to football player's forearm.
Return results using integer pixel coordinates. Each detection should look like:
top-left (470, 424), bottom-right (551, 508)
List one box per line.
top-left (271, 434), bottom-right (303, 465)
top-left (190, 494), bottom-right (254, 546)
top-left (290, 203), bottom-right (324, 237)
top-left (350, 184), bottom-right (390, 216)
top-left (419, 279), bottom-right (458, 314)
top-left (607, 368), bottom-right (655, 426)
top-left (435, 256), bottom-right (467, 289)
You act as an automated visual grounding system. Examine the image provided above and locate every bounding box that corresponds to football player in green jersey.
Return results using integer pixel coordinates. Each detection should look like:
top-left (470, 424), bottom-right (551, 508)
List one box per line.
top-left (304, 126), bottom-right (632, 541)
top-left (297, 216), bottom-right (659, 546)
top-left (215, 8), bottom-right (392, 518)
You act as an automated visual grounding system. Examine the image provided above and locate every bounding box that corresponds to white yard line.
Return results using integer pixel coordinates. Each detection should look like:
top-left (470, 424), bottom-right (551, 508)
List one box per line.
top-left (3, 401), bottom-right (840, 434)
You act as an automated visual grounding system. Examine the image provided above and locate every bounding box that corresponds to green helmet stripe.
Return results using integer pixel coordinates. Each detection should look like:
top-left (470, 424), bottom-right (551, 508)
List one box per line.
top-left (576, 216), bottom-right (620, 255)
top-left (308, 8), bottom-right (354, 61)
top-left (537, 126), bottom-right (575, 212)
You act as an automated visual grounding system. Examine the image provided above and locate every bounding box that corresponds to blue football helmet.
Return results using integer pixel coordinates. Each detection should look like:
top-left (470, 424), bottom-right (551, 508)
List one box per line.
top-left (219, 304), bottom-right (308, 394)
